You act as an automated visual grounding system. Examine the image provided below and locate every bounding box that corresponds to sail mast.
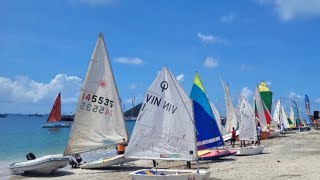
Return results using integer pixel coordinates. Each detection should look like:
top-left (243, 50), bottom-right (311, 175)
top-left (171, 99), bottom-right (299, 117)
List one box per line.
top-left (64, 33), bottom-right (128, 156)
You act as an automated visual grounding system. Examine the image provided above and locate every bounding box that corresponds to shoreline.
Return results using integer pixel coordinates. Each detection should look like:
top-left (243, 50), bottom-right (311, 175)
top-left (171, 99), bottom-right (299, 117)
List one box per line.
top-left (5, 130), bottom-right (320, 180)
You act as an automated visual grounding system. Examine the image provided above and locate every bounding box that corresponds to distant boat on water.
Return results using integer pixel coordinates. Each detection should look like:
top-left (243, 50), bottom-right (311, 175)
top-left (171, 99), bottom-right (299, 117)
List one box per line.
top-left (0, 113), bottom-right (7, 118)
top-left (42, 93), bottom-right (72, 128)
top-left (28, 113), bottom-right (43, 117)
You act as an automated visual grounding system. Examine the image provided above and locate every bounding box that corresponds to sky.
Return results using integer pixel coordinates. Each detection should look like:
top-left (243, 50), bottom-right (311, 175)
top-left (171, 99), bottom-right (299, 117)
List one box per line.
top-left (1, 0), bottom-right (320, 117)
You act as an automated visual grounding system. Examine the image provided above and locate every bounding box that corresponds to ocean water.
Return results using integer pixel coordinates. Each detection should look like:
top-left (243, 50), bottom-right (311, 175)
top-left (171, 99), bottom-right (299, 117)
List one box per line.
top-left (0, 114), bottom-right (135, 167)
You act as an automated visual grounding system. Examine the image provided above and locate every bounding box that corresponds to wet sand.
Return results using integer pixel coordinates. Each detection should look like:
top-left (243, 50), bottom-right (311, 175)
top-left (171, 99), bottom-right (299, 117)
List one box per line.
top-left (5, 129), bottom-right (320, 180)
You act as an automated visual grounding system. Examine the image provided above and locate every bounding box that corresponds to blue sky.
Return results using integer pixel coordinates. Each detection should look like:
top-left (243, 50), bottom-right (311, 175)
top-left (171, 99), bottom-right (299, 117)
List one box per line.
top-left (1, 0), bottom-right (320, 117)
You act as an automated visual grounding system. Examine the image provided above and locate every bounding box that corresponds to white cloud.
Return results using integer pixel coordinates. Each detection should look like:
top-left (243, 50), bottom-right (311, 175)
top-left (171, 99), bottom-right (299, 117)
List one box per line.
top-left (315, 98), bottom-right (320, 104)
top-left (258, 0), bottom-right (320, 21)
top-left (197, 32), bottom-right (225, 44)
top-left (129, 82), bottom-right (144, 90)
top-left (68, 0), bottom-right (118, 7)
top-left (129, 83), bottom-right (137, 90)
top-left (241, 87), bottom-right (254, 98)
top-left (203, 57), bottom-right (219, 68)
top-left (0, 74), bottom-right (82, 104)
top-left (221, 13), bottom-right (235, 23)
top-left (114, 57), bottom-right (143, 65)
top-left (288, 91), bottom-right (303, 100)
top-left (240, 64), bottom-right (256, 71)
top-left (265, 81), bottom-right (272, 87)
top-left (176, 74), bottom-right (184, 83)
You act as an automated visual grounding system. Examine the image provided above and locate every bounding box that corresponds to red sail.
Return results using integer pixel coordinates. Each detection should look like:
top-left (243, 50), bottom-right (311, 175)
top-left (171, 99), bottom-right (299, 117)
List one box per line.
top-left (47, 93), bottom-right (61, 122)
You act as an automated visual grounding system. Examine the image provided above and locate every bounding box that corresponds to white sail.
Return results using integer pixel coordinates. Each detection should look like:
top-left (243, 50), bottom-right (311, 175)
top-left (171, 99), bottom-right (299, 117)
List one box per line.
top-left (280, 106), bottom-right (290, 129)
top-left (254, 86), bottom-right (267, 130)
top-left (239, 97), bottom-right (257, 141)
top-left (210, 101), bottom-right (221, 129)
top-left (273, 99), bottom-right (281, 124)
top-left (289, 105), bottom-right (295, 127)
top-left (64, 33), bottom-right (128, 156)
top-left (125, 67), bottom-right (197, 161)
top-left (219, 76), bottom-right (238, 133)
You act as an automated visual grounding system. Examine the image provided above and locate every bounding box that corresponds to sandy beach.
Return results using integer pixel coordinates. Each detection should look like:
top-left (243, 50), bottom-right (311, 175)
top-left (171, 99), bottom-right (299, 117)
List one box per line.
top-left (4, 130), bottom-right (320, 180)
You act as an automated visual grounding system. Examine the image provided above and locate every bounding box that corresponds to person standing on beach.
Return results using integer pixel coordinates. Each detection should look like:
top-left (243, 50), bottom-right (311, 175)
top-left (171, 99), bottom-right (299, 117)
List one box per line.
top-left (281, 123), bottom-right (285, 136)
top-left (255, 124), bottom-right (261, 146)
top-left (231, 127), bottom-right (236, 148)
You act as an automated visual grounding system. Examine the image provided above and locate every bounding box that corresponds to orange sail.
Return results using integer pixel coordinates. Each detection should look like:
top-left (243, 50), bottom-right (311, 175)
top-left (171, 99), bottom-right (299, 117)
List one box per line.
top-left (47, 93), bottom-right (61, 122)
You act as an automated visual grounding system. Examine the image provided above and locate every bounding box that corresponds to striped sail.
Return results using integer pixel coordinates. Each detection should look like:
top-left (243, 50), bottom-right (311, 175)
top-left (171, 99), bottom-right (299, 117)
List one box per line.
top-left (190, 72), bottom-right (224, 150)
top-left (257, 82), bottom-right (272, 125)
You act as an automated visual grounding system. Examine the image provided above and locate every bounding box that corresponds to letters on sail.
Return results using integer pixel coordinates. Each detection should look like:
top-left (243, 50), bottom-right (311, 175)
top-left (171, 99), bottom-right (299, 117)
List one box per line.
top-left (125, 67), bottom-right (197, 161)
top-left (64, 33), bottom-right (128, 156)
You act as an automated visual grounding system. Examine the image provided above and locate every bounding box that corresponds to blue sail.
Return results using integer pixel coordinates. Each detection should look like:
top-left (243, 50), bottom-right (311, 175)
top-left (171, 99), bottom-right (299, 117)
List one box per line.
top-left (190, 72), bottom-right (224, 150)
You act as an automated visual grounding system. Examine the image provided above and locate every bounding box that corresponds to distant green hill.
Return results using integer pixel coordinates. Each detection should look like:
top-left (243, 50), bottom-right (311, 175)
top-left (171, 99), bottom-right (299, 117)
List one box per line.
top-left (124, 103), bottom-right (142, 118)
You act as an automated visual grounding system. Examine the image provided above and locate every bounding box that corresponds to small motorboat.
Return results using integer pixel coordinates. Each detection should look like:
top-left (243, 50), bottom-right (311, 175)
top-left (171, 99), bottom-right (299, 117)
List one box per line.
top-left (9, 153), bottom-right (69, 174)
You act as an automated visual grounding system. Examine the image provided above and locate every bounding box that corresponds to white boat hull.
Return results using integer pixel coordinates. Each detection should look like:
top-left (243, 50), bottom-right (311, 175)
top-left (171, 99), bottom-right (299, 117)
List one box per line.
top-left (81, 154), bottom-right (135, 169)
top-left (269, 130), bottom-right (280, 138)
top-left (42, 122), bottom-right (72, 128)
top-left (9, 154), bottom-right (69, 174)
top-left (231, 145), bottom-right (264, 156)
top-left (129, 169), bottom-right (210, 180)
top-left (223, 130), bottom-right (239, 142)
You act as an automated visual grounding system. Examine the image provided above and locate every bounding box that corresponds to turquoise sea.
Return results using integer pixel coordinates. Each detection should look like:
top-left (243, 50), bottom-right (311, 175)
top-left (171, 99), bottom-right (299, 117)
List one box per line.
top-left (0, 114), bottom-right (135, 169)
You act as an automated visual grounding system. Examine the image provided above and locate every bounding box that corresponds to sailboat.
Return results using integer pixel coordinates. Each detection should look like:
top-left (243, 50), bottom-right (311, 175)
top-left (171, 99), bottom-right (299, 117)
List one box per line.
top-left (291, 100), bottom-right (310, 132)
top-left (219, 76), bottom-right (239, 141)
top-left (190, 72), bottom-right (236, 160)
top-left (63, 33), bottom-right (131, 169)
top-left (125, 67), bottom-right (210, 180)
top-left (231, 97), bottom-right (264, 155)
top-left (273, 99), bottom-right (290, 129)
top-left (254, 85), bottom-right (270, 140)
top-left (42, 93), bottom-right (72, 128)
top-left (10, 95), bottom-right (69, 173)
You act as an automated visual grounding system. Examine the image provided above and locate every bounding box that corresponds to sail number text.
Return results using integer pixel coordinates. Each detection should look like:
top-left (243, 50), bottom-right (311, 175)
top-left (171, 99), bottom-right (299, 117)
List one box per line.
top-left (79, 92), bottom-right (114, 116)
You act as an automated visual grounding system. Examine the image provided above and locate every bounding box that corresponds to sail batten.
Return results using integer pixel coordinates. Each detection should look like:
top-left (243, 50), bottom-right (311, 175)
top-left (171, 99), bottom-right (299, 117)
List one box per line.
top-left (64, 33), bottom-right (128, 156)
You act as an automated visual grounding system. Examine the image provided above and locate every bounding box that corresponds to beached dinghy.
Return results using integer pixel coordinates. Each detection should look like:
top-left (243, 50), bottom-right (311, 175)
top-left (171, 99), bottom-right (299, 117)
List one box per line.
top-left (232, 96), bottom-right (264, 156)
top-left (64, 33), bottom-right (133, 169)
top-left (125, 67), bottom-right (210, 180)
top-left (9, 154), bottom-right (69, 174)
top-left (80, 154), bottom-right (134, 169)
top-left (233, 145), bottom-right (264, 156)
top-left (190, 74), bottom-right (236, 161)
top-left (130, 169), bottom-right (210, 180)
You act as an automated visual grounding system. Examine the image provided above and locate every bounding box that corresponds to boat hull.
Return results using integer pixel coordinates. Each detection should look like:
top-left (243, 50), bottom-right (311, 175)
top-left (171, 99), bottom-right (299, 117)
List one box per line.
top-left (269, 129), bottom-right (280, 138)
top-left (223, 130), bottom-right (239, 142)
top-left (260, 131), bottom-right (270, 140)
top-left (9, 154), bottom-right (69, 174)
top-left (129, 169), bottom-right (210, 180)
top-left (81, 154), bottom-right (135, 169)
top-left (198, 149), bottom-right (236, 160)
top-left (42, 122), bottom-right (72, 128)
top-left (232, 145), bottom-right (264, 156)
